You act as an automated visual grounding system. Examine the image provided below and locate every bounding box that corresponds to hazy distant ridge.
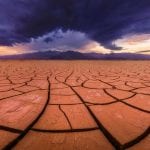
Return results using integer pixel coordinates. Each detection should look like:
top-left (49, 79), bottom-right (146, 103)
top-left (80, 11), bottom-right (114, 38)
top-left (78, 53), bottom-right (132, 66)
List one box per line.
top-left (0, 50), bottom-right (150, 60)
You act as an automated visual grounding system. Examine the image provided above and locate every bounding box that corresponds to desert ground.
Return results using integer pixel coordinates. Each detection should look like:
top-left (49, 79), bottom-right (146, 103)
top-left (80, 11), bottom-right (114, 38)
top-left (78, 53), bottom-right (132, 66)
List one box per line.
top-left (0, 60), bottom-right (149, 150)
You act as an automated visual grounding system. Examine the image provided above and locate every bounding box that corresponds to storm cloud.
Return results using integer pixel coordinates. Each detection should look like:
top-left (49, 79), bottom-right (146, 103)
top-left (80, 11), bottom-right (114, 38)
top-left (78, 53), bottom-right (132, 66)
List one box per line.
top-left (0, 0), bottom-right (150, 50)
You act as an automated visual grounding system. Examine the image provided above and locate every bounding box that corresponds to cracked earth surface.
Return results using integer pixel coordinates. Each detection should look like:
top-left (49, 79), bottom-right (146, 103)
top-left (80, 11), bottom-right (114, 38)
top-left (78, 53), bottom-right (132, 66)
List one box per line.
top-left (0, 60), bottom-right (149, 150)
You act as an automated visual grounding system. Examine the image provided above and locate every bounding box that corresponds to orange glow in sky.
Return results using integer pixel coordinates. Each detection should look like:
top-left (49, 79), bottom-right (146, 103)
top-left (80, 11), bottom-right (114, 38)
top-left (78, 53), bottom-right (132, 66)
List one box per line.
top-left (114, 34), bottom-right (150, 54)
top-left (0, 33), bottom-right (150, 56)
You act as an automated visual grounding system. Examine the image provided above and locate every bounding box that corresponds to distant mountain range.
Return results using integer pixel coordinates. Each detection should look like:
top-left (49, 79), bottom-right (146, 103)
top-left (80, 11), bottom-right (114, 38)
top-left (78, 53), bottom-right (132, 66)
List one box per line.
top-left (0, 50), bottom-right (150, 60)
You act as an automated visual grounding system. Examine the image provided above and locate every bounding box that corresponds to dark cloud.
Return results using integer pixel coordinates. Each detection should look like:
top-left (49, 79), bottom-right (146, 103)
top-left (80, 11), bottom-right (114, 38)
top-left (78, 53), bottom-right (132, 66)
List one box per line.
top-left (137, 50), bottom-right (150, 53)
top-left (0, 0), bottom-right (150, 50)
top-left (43, 37), bottom-right (53, 43)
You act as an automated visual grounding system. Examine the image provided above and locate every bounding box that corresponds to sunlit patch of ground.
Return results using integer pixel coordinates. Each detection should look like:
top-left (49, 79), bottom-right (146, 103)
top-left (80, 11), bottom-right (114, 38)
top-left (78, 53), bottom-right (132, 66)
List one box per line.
top-left (0, 60), bottom-right (149, 150)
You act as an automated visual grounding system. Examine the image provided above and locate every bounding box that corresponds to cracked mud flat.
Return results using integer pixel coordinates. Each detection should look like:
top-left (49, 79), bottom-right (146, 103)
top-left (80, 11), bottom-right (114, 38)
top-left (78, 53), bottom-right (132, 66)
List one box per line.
top-left (0, 60), bottom-right (149, 150)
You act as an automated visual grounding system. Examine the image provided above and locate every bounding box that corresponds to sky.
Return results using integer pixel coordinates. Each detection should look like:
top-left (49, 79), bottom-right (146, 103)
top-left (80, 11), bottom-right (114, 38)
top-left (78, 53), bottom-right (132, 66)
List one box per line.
top-left (0, 0), bottom-right (150, 56)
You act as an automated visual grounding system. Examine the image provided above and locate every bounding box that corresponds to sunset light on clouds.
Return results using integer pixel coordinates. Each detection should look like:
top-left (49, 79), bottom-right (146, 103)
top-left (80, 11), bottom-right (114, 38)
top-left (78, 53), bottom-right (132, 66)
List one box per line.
top-left (0, 31), bottom-right (149, 56)
top-left (0, 0), bottom-right (150, 57)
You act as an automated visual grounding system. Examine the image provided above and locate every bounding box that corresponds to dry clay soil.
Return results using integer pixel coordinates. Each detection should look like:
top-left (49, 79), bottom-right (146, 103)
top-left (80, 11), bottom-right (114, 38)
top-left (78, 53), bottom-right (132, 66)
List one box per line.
top-left (0, 60), bottom-right (149, 150)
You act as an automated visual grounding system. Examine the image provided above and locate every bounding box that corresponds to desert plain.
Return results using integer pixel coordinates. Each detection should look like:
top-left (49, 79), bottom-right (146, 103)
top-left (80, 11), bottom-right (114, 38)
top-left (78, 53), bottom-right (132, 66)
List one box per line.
top-left (0, 60), bottom-right (149, 150)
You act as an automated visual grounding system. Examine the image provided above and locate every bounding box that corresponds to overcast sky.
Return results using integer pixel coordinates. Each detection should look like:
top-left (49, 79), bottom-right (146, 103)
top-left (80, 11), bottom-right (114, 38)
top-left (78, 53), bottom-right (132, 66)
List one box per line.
top-left (0, 0), bottom-right (150, 55)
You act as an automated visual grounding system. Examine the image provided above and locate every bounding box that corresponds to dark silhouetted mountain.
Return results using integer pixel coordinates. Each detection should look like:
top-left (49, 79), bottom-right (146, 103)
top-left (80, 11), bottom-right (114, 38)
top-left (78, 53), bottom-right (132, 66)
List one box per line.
top-left (0, 50), bottom-right (150, 60)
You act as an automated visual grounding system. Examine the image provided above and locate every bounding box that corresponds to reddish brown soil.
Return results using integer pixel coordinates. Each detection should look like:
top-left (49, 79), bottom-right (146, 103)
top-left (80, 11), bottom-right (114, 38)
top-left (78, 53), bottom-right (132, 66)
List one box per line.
top-left (0, 60), bottom-right (149, 150)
